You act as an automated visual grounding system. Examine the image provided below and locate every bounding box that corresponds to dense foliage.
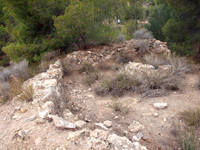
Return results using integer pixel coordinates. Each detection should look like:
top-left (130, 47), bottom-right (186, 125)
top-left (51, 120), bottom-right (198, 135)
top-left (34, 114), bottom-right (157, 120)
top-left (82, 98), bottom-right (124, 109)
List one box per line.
top-left (0, 0), bottom-right (199, 64)
top-left (145, 0), bottom-right (200, 56)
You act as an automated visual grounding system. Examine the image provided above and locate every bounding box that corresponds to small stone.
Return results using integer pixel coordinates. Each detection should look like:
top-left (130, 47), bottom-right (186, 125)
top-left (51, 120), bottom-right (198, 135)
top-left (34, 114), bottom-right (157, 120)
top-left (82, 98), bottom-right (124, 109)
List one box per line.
top-left (88, 88), bottom-right (92, 92)
top-left (38, 110), bottom-right (49, 119)
top-left (63, 109), bottom-right (75, 122)
top-left (128, 120), bottom-right (144, 133)
top-left (56, 145), bottom-right (68, 150)
top-left (132, 136), bottom-right (140, 142)
top-left (29, 116), bottom-right (36, 121)
top-left (35, 118), bottom-right (46, 124)
top-left (42, 101), bottom-right (54, 109)
top-left (133, 142), bottom-right (141, 149)
top-left (19, 108), bottom-right (26, 113)
top-left (35, 137), bottom-right (42, 145)
top-left (164, 118), bottom-right (167, 122)
top-left (68, 79), bottom-right (73, 84)
top-left (153, 113), bottom-right (159, 117)
top-left (137, 133), bottom-right (143, 139)
top-left (153, 103), bottom-right (168, 109)
top-left (103, 121), bottom-right (112, 128)
top-left (12, 114), bottom-right (21, 120)
top-left (114, 116), bottom-right (118, 119)
top-left (75, 120), bottom-right (87, 129)
top-left (32, 100), bottom-right (39, 107)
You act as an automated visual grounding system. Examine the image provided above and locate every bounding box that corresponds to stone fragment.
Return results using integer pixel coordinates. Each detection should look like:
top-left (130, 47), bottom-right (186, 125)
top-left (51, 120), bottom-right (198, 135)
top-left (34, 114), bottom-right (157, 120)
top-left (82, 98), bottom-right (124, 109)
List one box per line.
top-left (90, 129), bottom-right (109, 138)
top-left (63, 109), bottom-right (75, 122)
top-left (128, 120), bottom-right (144, 133)
top-left (153, 103), bottom-right (168, 109)
top-left (12, 114), bottom-right (21, 120)
top-left (132, 136), bottom-right (140, 142)
top-left (75, 120), bottom-right (87, 129)
top-left (35, 137), bottom-right (42, 145)
top-left (86, 137), bottom-right (108, 150)
top-left (32, 100), bottom-right (39, 107)
top-left (56, 146), bottom-right (66, 150)
top-left (38, 110), bottom-right (49, 119)
top-left (164, 118), bottom-right (167, 122)
top-left (153, 113), bottom-right (159, 117)
top-left (35, 118), bottom-right (46, 124)
top-left (103, 121), bottom-right (112, 128)
top-left (107, 134), bottom-right (134, 149)
top-left (19, 108), bottom-right (26, 113)
top-left (95, 123), bottom-right (108, 130)
top-left (42, 101), bottom-right (54, 109)
top-left (29, 115), bottom-right (36, 121)
top-left (51, 115), bottom-right (76, 129)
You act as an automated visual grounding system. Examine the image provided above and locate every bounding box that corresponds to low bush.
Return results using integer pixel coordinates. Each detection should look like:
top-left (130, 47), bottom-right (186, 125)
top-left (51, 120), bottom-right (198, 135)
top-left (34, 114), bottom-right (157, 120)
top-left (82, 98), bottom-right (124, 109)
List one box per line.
top-left (0, 82), bottom-right (10, 101)
top-left (61, 59), bottom-right (72, 76)
top-left (132, 40), bottom-right (150, 57)
top-left (95, 68), bottom-right (181, 98)
top-left (117, 33), bottom-right (126, 42)
top-left (115, 51), bottom-right (134, 64)
top-left (97, 62), bottom-right (111, 71)
top-left (11, 59), bottom-right (29, 80)
top-left (83, 72), bottom-right (99, 87)
top-left (0, 68), bottom-right (11, 82)
top-left (78, 63), bottom-right (96, 74)
top-left (133, 28), bottom-right (153, 39)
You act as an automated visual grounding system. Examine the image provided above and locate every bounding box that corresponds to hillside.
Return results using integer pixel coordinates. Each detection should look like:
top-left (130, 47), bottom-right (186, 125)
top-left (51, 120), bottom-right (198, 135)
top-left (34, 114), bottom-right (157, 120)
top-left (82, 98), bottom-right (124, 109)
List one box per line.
top-left (0, 39), bottom-right (200, 150)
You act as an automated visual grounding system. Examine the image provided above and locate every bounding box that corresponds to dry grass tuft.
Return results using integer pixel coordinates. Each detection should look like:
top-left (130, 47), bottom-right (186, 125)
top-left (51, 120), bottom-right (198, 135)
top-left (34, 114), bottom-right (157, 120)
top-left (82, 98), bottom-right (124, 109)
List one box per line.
top-left (109, 98), bottom-right (130, 114)
top-left (17, 84), bottom-right (34, 101)
top-left (167, 56), bottom-right (191, 75)
top-left (179, 108), bottom-right (200, 126)
top-left (95, 68), bottom-right (181, 98)
top-left (144, 55), bottom-right (165, 68)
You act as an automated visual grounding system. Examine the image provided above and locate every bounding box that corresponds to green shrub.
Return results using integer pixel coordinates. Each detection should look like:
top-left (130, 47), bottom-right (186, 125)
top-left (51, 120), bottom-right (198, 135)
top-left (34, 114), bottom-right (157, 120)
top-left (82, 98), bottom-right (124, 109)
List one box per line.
top-left (168, 42), bottom-right (195, 57)
top-left (121, 20), bottom-right (138, 40)
top-left (78, 63), bottom-right (96, 74)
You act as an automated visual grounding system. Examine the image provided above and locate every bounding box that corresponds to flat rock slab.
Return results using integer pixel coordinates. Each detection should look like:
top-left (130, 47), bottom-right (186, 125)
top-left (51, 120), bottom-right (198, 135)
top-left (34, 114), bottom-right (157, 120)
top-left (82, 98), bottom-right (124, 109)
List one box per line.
top-left (51, 115), bottom-right (76, 129)
top-left (153, 103), bottom-right (168, 109)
